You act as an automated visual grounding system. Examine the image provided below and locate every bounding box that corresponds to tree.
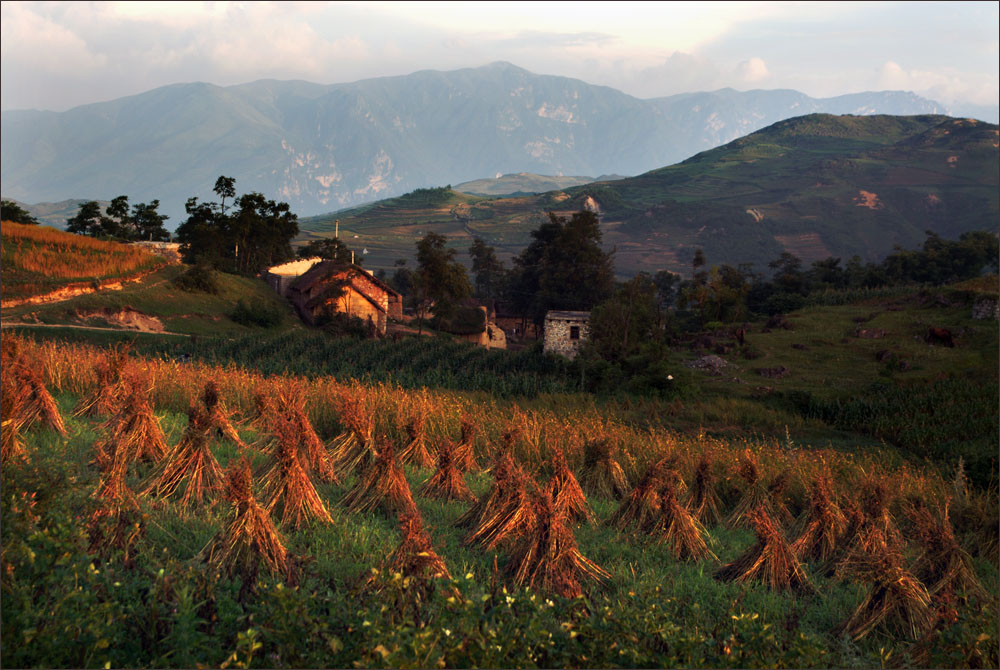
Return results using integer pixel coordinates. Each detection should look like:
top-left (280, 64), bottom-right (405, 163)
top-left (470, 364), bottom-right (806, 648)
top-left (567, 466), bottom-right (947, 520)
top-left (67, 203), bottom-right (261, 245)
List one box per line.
top-left (468, 237), bottom-right (505, 301)
top-left (102, 195), bottom-right (132, 239)
top-left (510, 210), bottom-right (615, 326)
top-left (1, 200), bottom-right (39, 225)
top-left (176, 197), bottom-right (227, 267)
top-left (66, 201), bottom-right (104, 237)
top-left (298, 237), bottom-right (356, 264)
top-left (414, 233), bottom-right (471, 325)
top-left (587, 273), bottom-right (660, 363)
top-left (214, 176), bottom-right (236, 215)
top-left (131, 200), bottom-right (170, 241)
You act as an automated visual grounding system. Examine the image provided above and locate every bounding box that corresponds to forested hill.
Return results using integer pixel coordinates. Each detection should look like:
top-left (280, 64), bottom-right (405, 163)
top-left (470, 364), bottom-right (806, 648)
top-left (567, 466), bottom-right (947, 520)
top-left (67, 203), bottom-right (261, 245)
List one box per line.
top-left (300, 114), bottom-right (999, 275)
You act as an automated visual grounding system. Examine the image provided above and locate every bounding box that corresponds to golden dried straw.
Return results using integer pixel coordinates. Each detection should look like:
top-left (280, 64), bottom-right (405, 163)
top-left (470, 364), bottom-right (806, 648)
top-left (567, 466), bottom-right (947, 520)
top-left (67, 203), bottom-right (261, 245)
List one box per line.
top-left (341, 439), bottom-right (418, 518)
top-left (454, 415), bottom-right (478, 472)
top-left (258, 415), bottom-right (334, 529)
top-left (715, 506), bottom-right (813, 592)
top-left (690, 453), bottom-right (723, 527)
top-left (577, 438), bottom-right (629, 501)
top-left (398, 413), bottom-right (434, 469)
top-left (789, 474), bottom-right (848, 562)
top-left (418, 439), bottom-right (476, 503)
top-left (645, 477), bottom-right (717, 562)
top-left (547, 447), bottom-right (595, 524)
top-left (607, 458), bottom-right (670, 532)
top-left (143, 403), bottom-right (225, 508)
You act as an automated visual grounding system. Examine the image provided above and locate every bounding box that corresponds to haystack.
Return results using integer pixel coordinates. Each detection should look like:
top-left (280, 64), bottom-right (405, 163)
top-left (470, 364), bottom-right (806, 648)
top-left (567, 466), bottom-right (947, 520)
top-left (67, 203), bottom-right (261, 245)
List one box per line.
top-left (835, 535), bottom-right (932, 641)
top-left (789, 474), bottom-right (848, 562)
top-left (906, 500), bottom-right (986, 601)
top-left (690, 453), bottom-right (723, 527)
top-left (645, 477), bottom-right (717, 562)
top-left (143, 403), bottom-right (225, 508)
top-left (398, 413), bottom-right (434, 469)
top-left (462, 466), bottom-right (537, 551)
top-left (454, 415), bottom-right (478, 472)
top-left (455, 448), bottom-right (521, 530)
top-left (3, 356), bottom-right (67, 436)
top-left (418, 439), bottom-right (475, 503)
top-left (607, 458), bottom-right (670, 532)
top-left (92, 368), bottom-right (168, 468)
top-left (384, 512), bottom-right (452, 581)
top-left (199, 461), bottom-right (290, 581)
top-left (715, 506), bottom-right (813, 592)
top-left (74, 346), bottom-right (129, 418)
top-left (329, 396), bottom-right (377, 476)
top-left (506, 491), bottom-right (610, 599)
top-left (341, 439), bottom-right (417, 518)
top-left (281, 396), bottom-right (337, 483)
top-left (577, 438), bottom-right (629, 500)
top-left (828, 480), bottom-right (902, 576)
top-left (726, 450), bottom-right (793, 529)
top-left (201, 381), bottom-right (248, 451)
top-left (1, 378), bottom-right (28, 464)
top-left (259, 416), bottom-right (333, 529)
top-left (547, 447), bottom-right (595, 524)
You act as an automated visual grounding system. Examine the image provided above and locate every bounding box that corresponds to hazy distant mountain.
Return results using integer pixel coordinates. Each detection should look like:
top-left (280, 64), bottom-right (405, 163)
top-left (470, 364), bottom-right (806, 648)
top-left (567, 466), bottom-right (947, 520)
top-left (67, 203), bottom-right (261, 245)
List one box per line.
top-left (1, 62), bottom-right (950, 223)
top-left (4, 198), bottom-right (110, 229)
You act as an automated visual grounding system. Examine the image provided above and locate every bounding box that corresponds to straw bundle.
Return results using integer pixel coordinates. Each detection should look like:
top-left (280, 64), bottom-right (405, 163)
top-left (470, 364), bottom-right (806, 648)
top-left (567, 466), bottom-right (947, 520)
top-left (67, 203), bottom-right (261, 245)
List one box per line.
top-left (199, 461), bottom-right (290, 581)
top-left (577, 438), bottom-right (629, 501)
top-left (906, 500), bottom-right (986, 601)
top-left (715, 506), bottom-right (813, 592)
top-left (259, 416), bottom-right (333, 528)
top-left (92, 368), bottom-right (168, 468)
top-left (455, 449), bottom-right (521, 530)
top-left (506, 491), bottom-right (610, 599)
top-left (329, 396), bottom-right (376, 476)
top-left (3, 355), bottom-right (67, 437)
top-left (462, 466), bottom-right (538, 551)
top-left (828, 481), bottom-right (902, 576)
top-left (384, 512), bottom-right (452, 581)
top-left (835, 535), bottom-right (932, 641)
top-left (201, 381), bottom-right (248, 451)
top-left (690, 453), bottom-right (724, 527)
top-left (418, 439), bottom-right (475, 503)
top-left (547, 447), bottom-right (595, 524)
top-left (74, 346), bottom-right (129, 418)
top-left (645, 477), bottom-right (717, 562)
top-left (142, 403), bottom-right (225, 508)
top-left (607, 458), bottom-right (669, 532)
top-left (282, 397), bottom-right (337, 483)
top-left (789, 474), bottom-right (848, 562)
top-left (1, 377), bottom-right (28, 464)
top-left (341, 439), bottom-right (418, 518)
top-left (454, 415), bottom-right (478, 472)
top-left (726, 451), bottom-right (792, 529)
top-left (398, 413), bottom-right (434, 469)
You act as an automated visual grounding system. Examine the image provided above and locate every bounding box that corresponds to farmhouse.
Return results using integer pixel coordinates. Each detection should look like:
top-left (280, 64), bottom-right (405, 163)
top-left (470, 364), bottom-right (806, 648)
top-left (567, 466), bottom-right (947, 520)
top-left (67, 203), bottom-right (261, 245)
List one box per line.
top-left (543, 310), bottom-right (590, 360)
top-left (285, 261), bottom-right (402, 335)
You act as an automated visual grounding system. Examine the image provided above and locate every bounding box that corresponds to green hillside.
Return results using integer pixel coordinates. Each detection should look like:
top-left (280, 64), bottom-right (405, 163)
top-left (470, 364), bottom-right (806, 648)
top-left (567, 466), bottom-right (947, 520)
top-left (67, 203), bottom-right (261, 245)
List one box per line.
top-left (299, 114), bottom-right (999, 275)
top-left (453, 173), bottom-right (624, 196)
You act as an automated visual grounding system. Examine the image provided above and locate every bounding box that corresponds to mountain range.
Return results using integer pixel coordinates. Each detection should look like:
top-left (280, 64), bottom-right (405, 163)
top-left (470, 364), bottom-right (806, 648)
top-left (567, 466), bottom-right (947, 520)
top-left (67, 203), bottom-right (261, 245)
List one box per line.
top-left (298, 113), bottom-right (999, 276)
top-left (1, 62), bottom-right (953, 223)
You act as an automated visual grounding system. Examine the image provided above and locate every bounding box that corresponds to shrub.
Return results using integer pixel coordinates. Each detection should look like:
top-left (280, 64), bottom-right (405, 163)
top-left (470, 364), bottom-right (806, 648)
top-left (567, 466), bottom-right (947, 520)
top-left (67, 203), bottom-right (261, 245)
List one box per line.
top-left (230, 299), bottom-right (282, 328)
top-left (172, 265), bottom-right (219, 294)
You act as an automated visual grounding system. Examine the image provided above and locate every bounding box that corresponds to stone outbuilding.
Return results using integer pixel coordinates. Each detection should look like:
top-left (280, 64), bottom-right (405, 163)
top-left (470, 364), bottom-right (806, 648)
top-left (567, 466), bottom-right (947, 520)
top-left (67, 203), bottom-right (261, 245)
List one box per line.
top-left (262, 257), bottom-right (324, 297)
top-left (285, 261), bottom-right (402, 335)
top-left (543, 310), bottom-right (590, 360)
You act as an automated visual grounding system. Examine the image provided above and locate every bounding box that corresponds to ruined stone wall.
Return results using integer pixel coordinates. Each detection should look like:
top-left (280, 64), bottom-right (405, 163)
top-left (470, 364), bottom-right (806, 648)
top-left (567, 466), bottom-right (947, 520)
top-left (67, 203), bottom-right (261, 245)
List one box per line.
top-left (972, 296), bottom-right (999, 320)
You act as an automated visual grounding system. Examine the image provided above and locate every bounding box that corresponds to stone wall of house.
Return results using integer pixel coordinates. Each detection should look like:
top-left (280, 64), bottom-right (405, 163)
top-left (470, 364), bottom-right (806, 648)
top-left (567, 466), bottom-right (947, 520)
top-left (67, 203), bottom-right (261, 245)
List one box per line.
top-left (972, 296), bottom-right (999, 320)
top-left (543, 315), bottom-right (589, 359)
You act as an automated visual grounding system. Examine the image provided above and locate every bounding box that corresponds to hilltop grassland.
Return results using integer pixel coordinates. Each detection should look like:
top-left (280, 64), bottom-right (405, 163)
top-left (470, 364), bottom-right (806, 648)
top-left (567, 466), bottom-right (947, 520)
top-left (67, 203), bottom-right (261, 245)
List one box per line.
top-left (0, 221), bottom-right (166, 302)
top-left (2, 334), bottom-right (997, 668)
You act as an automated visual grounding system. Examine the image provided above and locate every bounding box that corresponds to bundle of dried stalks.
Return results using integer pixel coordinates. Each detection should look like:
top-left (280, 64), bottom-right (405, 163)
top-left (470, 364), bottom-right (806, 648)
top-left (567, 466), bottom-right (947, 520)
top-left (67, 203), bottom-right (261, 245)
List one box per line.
top-left (455, 449), bottom-right (522, 530)
top-left (418, 439), bottom-right (476, 503)
top-left (93, 368), bottom-right (168, 468)
top-left (248, 391), bottom-right (279, 433)
top-left (577, 438), bottom-right (629, 500)
top-left (329, 396), bottom-right (376, 476)
top-left (789, 474), bottom-right (848, 562)
top-left (454, 415), bottom-right (478, 472)
top-left (463, 467), bottom-right (538, 550)
top-left (398, 414), bottom-right (434, 469)
top-left (201, 381), bottom-right (248, 451)
top-left (259, 416), bottom-right (333, 529)
top-left (715, 506), bottom-right (813, 592)
top-left (385, 512), bottom-right (452, 581)
top-left (341, 439), bottom-right (418, 518)
top-left (74, 346), bottom-right (129, 418)
top-left (835, 535), bottom-right (932, 641)
top-left (3, 355), bottom-right (67, 437)
top-left (547, 447), bottom-right (595, 524)
top-left (645, 478), bottom-right (717, 562)
top-left (828, 481), bottom-right (902, 576)
top-left (1, 376), bottom-right (28, 464)
top-left (199, 461), bottom-right (291, 581)
top-left (275, 392), bottom-right (338, 483)
top-left (143, 403), bottom-right (225, 508)
top-left (906, 500), bottom-right (986, 601)
top-left (607, 458), bottom-right (669, 532)
top-left (690, 453), bottom-right (723, 527)
top-left (506, 491), bottom-right (610, 599)
top-left (726, 451), bottom-right (792, 529)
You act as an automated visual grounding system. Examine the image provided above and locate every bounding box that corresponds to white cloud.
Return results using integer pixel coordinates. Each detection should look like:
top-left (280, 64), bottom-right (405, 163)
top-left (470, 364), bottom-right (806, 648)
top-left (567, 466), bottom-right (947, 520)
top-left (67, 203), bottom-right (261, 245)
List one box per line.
top-left (0, 2), bottom-right (106, 72)
top-left (736, 57), bottom-right (770, 84)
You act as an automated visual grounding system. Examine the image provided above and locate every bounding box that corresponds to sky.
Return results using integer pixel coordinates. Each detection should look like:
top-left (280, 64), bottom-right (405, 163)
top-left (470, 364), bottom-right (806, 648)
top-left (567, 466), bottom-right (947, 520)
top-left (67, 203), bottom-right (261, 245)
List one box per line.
top-left (2, 1), bottom-right (998, 116)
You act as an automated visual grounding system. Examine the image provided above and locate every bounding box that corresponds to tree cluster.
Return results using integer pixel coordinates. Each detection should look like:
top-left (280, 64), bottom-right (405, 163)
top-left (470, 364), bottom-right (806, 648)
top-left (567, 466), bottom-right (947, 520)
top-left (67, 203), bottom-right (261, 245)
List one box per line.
top-left (174, 177), bottom-right (299, 276)
top-left (66, 196), bottom-right (170, 242)
top-left (1, 200), bottom-right (39, 225)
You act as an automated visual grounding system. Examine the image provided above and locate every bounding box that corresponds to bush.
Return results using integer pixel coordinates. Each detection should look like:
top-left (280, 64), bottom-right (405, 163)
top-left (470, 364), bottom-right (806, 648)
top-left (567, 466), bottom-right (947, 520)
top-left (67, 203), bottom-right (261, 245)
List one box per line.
top-left (230, 299), bottom-right (282, 328)
top-left (172, 265), bottom-right (219, 294)
top-left (761, 292), bottom-right (806, 316)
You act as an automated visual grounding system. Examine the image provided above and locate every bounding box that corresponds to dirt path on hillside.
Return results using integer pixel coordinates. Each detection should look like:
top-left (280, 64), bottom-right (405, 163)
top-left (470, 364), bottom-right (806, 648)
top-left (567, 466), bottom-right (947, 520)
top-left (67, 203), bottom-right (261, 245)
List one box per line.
top-left (1, 322), bottom-right (193, 337)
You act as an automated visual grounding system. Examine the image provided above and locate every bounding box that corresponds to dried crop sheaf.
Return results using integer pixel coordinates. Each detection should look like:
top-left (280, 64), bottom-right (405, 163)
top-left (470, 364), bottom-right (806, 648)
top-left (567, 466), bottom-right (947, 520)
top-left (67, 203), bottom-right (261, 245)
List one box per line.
top-left (454, 415), bottom-right (478, 472)
top-left (201, 381), bottom-right (249, 451)
top-left (398, 413), bottom-right (434, 469)
top-left (462, 462), bottom-right (538, 551)
top-left (726, 451), bottom-right (793, 529)
top-left (645, 477), bottom-right (717, 562)
top-left (455, 447), bottom-right (521, 531)
top-left (277, 390), bottom-right (337, 483)
top-left (258, 416), bottom-right (333, 529)
top-left (92, 367), bottom-right (168, 470)
top-left (607, 458), bottom-right (671, 532)
top-left (789, 474), bottom-right (848, 562)
top-left (199, 461), bottom-right (291, 582)
top-left (835, 535), bottom-right (932, 641)
top-left (329, 396), bottom-right (377, 476)
top-left (88, 452), bottom-right (145, 565)
top-left (715, 506), bottom-right (813, 592)
top-left (2, 352), bottom-right (67, 437)
top-left (547, 447), bottom-right (595, 524)
top-left (1, 381), bottom-right (28, 465)
top-left (74, 346), bottom-right (129, 418)
top-left (690, 453), bottom-right (723, 527)
top-left (418, 439), bottom-right (475, 503)
top-left (383, 512), bottom-right (452, 581)
top-left (577, 438), bottom-right (629, 501)
top-left (828, 480), bottom-right (902, 576)
top-left (506, 491), bottom-right (610, 599)
top-left (906, 500), bottom-right (986, 601)
top-left (341, 439), bottom-right (417, 518)
top-left (143, 403), bottom-right (225, 508)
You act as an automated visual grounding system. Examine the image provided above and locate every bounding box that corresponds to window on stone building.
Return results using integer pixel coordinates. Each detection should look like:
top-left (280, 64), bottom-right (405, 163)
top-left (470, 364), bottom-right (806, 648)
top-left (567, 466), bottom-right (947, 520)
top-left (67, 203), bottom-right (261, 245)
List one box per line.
top-left (570, 326), bottom-right (580, 340)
